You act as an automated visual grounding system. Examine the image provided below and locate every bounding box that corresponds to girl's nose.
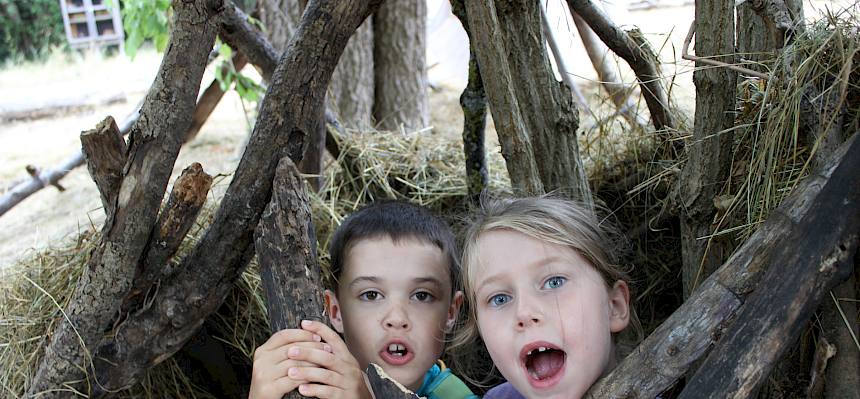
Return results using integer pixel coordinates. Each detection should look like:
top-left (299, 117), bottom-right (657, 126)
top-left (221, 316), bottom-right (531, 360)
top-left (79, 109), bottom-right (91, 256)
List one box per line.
top-left (515, 296), bottom-right (543, 329)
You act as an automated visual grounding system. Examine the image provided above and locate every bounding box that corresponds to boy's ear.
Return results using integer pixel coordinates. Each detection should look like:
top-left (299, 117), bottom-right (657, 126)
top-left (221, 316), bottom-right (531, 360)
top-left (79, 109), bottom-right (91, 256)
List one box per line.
top-left (445, 291), bottom-right (465, 332)
top-left (324, 289), bottom-right (345, 334)
top-left (608, 280), bottom-right (630, 333)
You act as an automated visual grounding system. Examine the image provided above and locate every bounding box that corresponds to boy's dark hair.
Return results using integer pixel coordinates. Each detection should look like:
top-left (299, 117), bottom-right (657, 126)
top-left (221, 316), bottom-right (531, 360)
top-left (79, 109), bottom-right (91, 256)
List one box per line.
top-left (327, 200), bottom-right (460, 294)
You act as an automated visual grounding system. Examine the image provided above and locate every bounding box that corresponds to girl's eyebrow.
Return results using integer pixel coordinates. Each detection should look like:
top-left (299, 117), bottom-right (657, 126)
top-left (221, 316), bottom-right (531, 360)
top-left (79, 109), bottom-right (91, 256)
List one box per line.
top-left (412, 277), bottom-right (443, 289)
top-left (474, 256), bottom-right (569, 293)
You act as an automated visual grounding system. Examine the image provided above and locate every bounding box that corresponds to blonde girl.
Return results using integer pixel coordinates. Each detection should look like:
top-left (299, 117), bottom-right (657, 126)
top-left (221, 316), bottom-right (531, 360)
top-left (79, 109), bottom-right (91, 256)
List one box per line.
top-left (455, 196), bottom-right (636, 399)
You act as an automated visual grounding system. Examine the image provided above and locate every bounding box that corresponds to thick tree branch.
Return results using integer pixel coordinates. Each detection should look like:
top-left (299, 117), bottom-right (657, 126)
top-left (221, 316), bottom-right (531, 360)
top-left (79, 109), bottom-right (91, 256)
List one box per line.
top-left (26, 1), bottom-right (221, 396)
top-left (587, 136), bottom-right (857, 398)
top-left (565, 0), bottom-right (674, 131)
top-left (90, 0), bottom-right (383, 392)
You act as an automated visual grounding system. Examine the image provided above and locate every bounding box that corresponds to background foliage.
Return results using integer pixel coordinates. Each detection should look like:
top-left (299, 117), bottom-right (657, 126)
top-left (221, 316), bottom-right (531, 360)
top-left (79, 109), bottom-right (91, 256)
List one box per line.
top-left (0, 0), bottom-right (66, 64)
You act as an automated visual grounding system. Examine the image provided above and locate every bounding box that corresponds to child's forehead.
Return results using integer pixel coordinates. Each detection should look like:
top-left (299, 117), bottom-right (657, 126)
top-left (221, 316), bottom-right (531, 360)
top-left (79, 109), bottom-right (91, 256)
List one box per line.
top-left (341, 235), bottom-right (453, 281)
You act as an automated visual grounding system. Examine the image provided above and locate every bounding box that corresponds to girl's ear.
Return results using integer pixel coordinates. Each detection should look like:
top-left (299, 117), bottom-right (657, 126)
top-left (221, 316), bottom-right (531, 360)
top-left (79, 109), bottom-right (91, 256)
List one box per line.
top-left (446, 291), bottom-right (465, 332)
top-left (324, 290), bottom-right (345, 334)
top-left (608, 280), bottom-right (630, 333)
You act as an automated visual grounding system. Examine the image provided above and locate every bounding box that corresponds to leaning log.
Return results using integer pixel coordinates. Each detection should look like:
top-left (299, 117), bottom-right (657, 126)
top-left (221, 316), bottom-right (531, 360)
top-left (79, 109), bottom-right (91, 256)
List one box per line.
top-left (254, 156), bottom-right (326, 331)
top-left (677, 135), bottom-right (859, 398)
top-left (26, 0), bottom-right (220, 395)
top-left (89, 0), bottom-right (383, 393)
top-left (586, 135), bottom-right (858, 398)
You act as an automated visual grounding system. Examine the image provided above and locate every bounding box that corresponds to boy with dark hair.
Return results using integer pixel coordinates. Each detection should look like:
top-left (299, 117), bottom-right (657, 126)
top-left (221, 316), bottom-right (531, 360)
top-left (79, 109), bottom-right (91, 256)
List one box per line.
top-left (250, 201), bottom-right (477, 399)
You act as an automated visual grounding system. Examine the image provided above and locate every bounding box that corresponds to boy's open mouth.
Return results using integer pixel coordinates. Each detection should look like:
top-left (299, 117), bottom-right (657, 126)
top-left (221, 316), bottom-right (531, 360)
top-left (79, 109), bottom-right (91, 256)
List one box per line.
top-left (520, 343), bottom-right (566, 387)
top-left (380, 341), bottom-right (414, 366)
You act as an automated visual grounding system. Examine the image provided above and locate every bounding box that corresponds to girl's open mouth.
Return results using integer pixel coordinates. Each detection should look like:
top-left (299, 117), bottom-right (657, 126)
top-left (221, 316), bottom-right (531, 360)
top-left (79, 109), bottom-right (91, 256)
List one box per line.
top-left (520, 343), bottom-right (566, 388)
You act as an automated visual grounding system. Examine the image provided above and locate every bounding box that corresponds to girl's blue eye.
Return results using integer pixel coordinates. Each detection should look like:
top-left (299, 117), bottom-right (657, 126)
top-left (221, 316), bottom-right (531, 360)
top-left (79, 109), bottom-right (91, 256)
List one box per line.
top-left (488, 294), bottom-right (512, 307)
top-left (359, 291), bottom-right (382, 301)
top-left (543, 276), bottom-right (567, 290)
top-left (412, 291), bottom-right (435, 302)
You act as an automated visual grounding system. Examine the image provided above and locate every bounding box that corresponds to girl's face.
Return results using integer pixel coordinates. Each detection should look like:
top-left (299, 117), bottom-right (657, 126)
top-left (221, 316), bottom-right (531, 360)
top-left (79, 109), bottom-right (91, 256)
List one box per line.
top-left (471, 229), bottom-right (630, 398)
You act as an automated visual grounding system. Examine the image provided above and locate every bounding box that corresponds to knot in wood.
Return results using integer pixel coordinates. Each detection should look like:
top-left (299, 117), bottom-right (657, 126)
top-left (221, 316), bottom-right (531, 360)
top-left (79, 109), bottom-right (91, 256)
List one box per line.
top-left (666, 345), bottom-right (680, 357)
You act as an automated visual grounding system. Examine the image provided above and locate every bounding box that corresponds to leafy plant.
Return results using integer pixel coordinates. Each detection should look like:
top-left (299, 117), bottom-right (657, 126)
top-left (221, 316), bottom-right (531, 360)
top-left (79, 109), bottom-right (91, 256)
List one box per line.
top-left (213, 42), bottom-right (265, 103)
top-left (0, 0), bottom-right (66, 63)
top-left (113, 0), bottom-right (170, 59)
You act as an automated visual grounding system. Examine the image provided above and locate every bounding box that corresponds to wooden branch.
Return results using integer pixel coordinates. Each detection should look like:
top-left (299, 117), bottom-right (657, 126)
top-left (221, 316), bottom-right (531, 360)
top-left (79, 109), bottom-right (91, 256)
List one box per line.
top-left (450, 0), bottom-right (488, 204)
top-left (586, 135), bottom-right (858, 398)
top-left (571, 12), bottom-right (649, 129)
top-left (27, 1), bottom-right (221, 396)
top-left (539, 5), bottom-right (589, 107)
top-left (565, 0), bottom-right (674, 132)
top-left (185, 52), bottom-right (249, 143)
top-left (0, 109), bottom-right (138, 218)
top-left (681, 22), bottom-right (771, 80)
top-left (677, 135), bottom-right (859, 398)
top-left (90, 0), bottom-right (383, 393)
top-left (366, 363), bottom-right (420, 399)
top-left (80, 116), bottom-right (128, 217)
top-left (254, 156), bottom-right (325, 331)
top-left (121, 163), bottom-right (213, 314)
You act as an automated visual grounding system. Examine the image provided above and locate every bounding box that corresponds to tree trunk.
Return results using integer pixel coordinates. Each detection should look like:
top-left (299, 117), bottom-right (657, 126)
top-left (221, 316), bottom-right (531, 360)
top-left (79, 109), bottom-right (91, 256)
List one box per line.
top-left (678, 0), bottom-right (737, 298)
top-left (677, 136), bottom-right (860, 399)
top-left (88, 0), bottom-right (383, 393)
top-left (26, 1), bottom-right (220, 396)
top-left (465, 0), bottom-right (592, 205)
top-left (330, 18), bottom-right (374, 129)
top-left (258, 0), bottom-right (303, 53)
top-left (372, 0), bottom-right (429, 132)
top-left (587, 135), bottom-right (858, 399)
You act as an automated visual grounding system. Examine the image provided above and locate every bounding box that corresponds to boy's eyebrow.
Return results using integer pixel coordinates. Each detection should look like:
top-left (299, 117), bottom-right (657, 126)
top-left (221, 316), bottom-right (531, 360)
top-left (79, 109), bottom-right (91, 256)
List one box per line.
top-left (347, 276), bottom-right (380, 289)
top-left (412, 277), bottom-right (443, 289)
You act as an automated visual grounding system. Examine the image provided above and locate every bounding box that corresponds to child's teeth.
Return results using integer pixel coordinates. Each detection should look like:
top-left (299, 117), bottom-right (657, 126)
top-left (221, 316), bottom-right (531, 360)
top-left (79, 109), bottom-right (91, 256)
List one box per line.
top-left (538, 346), bottom-right (547, 352)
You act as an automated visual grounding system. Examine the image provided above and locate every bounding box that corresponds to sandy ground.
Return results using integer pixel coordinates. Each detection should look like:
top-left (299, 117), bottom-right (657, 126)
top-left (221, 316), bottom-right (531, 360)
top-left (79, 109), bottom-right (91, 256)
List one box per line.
top-left (0, 0), bottom-right (850, 271)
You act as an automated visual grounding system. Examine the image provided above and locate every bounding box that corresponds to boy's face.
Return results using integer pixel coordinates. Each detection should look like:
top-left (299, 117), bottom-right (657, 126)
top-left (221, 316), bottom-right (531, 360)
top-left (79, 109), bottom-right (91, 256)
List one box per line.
top-left (325, 236), bottom-right (463, 391)
top-left (471, 229), bottom-right (629, 399)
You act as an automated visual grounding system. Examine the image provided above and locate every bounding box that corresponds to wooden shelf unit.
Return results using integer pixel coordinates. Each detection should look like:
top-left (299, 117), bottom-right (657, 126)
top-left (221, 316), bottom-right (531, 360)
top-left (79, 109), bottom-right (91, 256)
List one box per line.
top-left (60, 0), bottom-right (124, 52)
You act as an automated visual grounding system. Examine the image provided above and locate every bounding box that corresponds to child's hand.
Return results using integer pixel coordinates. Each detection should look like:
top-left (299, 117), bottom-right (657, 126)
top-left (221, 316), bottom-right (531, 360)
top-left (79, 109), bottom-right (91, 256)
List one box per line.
top-left (249, 328), bottom-right (331, 399)
top-left (287, 320), bottom-right (373, 399)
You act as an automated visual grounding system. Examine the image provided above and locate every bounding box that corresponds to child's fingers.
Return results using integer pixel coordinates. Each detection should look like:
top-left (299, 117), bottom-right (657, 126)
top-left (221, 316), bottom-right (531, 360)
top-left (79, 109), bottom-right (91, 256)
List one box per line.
top-left (300, 320), bottom-right (349, 355)
top-left (288, 366), bottom-right (342, 389)
top-left (278, 341), bottom-right (331, 363)
top-left (297, 383), bottom-right (342, 399)
top-left (286, 345), bottom-right (337, 369)
top-left (258, 328), bottom-right (322, 352)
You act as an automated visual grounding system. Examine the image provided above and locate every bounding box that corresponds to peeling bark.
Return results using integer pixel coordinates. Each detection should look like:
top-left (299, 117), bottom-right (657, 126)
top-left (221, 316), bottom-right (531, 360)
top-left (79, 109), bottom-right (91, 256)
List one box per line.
top-left (80, 115), bottom-right (127, 217)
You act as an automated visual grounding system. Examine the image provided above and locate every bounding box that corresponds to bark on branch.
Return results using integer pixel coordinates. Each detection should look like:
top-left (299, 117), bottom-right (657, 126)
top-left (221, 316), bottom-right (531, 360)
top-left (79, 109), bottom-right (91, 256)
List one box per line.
top-left (89, 0), bottom-right (383, 393)
top-left (26, 1), bottom-right (221, 396)
top-left (587, 136), bottom-right (858, 398)
top-left (565, 0), bottom-right (674, 131)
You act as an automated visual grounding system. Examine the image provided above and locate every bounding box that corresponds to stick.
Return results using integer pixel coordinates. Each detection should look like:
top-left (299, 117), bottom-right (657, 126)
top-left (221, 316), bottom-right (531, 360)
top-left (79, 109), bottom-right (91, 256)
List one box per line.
top-left (80, 116), bottom-right (128, 217)
top-left (681, 22), bottom-right (771, 80)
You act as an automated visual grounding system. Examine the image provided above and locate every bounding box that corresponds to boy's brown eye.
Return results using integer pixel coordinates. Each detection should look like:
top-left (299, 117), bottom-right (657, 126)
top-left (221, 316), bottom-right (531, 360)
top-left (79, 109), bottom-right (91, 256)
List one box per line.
top-left (413, 291), bottom-right (434, 302)
top-left (359, 291), bottom-right (380, 301)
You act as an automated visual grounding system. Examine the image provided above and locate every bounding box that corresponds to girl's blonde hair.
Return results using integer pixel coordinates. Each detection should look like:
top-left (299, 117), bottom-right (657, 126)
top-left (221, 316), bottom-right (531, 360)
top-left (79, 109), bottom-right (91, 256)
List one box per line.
top-left (451, 194), bottom-right (639, 353)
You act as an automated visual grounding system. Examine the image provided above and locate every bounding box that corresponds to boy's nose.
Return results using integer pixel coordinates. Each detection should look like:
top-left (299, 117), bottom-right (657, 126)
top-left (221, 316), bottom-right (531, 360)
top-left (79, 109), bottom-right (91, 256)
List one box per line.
top-left (383, 305), bottom-right (411, 330)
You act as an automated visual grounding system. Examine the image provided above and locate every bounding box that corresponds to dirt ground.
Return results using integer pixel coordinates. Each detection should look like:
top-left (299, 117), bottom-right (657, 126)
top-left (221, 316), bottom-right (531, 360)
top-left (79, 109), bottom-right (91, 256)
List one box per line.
top-left (0, 0), bottom-right (848, 271)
